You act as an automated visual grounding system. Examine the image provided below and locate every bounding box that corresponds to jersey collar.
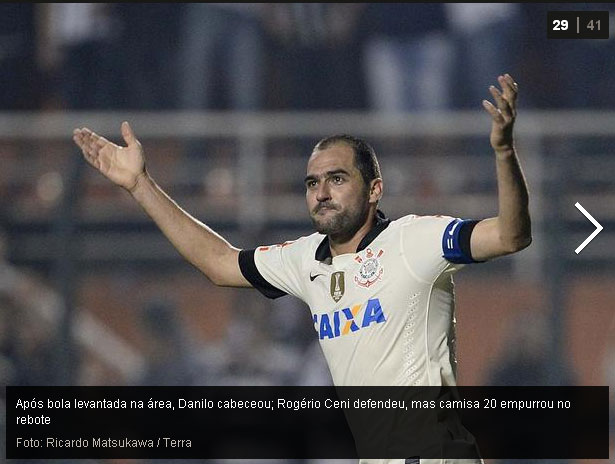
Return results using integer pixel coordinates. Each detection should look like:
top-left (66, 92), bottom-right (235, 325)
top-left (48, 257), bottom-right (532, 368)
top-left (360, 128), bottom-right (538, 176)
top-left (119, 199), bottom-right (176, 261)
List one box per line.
top-left (314, 209), bottom-right (391, 263)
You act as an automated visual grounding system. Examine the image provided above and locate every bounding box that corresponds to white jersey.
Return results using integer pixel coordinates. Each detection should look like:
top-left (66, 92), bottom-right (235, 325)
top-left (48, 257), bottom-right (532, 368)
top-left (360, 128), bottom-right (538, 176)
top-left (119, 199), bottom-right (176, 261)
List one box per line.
top-left (239, 212), bottom-right (483, 463)
top-left (240, 213), bottom-right (475, 387)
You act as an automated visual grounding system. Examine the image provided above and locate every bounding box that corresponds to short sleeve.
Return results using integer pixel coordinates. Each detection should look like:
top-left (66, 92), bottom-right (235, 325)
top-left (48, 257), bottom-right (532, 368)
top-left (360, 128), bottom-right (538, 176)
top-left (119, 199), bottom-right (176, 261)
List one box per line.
top-left (400, 215), bottom-right (476, 282)
top-left (238, 239), bottom-right (307, 300)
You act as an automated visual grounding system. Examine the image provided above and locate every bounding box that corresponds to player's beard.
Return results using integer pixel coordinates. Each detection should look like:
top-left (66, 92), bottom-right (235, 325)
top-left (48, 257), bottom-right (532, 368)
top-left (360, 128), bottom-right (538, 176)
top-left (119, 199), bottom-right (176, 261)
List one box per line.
top-left (310, 187), bottom-right (371, 243)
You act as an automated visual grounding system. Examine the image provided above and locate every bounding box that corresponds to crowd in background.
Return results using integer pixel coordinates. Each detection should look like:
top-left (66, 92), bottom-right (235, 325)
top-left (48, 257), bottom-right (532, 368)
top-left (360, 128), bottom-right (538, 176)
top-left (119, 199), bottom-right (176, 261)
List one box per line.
top-left (2, 0), bottom-right (614, 390)
top-left (3, 3), bottom-right (615, 113)
top-left (2, 3), bottom-right (614, 385)
top-left (1, 4), bottom-right (614, 460)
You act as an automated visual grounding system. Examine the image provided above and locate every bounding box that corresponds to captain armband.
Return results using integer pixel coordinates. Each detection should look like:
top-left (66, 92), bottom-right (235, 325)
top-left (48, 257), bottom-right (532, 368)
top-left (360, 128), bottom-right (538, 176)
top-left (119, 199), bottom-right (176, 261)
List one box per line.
top-left (442, 219), bottom-right (484, 264)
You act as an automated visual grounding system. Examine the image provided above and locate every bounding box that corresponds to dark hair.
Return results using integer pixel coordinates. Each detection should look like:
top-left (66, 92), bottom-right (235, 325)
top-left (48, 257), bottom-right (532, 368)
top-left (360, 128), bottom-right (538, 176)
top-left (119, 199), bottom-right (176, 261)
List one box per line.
top-left (313, 134), bottom-right (382, 186)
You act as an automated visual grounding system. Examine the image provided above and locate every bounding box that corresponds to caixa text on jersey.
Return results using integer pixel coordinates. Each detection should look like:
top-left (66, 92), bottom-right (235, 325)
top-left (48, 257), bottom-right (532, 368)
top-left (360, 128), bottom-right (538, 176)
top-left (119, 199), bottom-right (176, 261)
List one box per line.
top-left (313, 298), bottom-right (386, 340)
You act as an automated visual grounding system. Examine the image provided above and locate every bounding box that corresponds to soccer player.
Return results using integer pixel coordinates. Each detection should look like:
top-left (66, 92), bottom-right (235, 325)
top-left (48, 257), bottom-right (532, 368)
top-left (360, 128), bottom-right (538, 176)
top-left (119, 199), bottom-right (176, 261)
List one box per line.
top-left (73, 74), bottom-right (530, 461)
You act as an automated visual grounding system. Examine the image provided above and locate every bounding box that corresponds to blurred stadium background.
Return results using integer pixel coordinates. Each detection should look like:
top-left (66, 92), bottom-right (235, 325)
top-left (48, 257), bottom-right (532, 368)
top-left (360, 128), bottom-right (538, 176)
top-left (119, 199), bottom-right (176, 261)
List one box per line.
top-left (1, 3), bottom-right (614, 463)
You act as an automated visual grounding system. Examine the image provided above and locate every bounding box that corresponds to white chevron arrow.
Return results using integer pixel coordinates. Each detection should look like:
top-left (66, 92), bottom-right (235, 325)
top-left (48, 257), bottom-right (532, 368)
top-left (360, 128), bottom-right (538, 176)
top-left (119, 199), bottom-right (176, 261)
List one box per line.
top-left (575, 202), bottom-right (603, 254)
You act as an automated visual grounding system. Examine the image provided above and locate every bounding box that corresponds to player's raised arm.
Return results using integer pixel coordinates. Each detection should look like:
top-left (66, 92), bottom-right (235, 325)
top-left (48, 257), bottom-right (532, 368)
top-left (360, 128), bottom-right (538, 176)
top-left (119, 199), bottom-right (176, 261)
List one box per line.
top-left (470, 74), bottom-right (532, 261)
top-left (73, 122), bottom-right (251, 287)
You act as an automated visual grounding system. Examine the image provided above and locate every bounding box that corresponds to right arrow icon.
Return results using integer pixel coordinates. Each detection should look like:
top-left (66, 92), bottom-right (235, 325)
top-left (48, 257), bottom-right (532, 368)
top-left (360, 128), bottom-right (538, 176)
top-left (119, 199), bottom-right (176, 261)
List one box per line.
top-left (575, 202), bottom-right (603, 254)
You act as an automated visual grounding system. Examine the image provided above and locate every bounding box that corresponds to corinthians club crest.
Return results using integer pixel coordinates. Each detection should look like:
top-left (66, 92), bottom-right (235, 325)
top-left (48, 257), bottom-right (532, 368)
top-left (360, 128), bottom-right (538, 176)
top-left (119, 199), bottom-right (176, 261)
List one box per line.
top-left (330, 271), bottom-right (345, 302)
top-left (354, 248), bottom-right (384, 288)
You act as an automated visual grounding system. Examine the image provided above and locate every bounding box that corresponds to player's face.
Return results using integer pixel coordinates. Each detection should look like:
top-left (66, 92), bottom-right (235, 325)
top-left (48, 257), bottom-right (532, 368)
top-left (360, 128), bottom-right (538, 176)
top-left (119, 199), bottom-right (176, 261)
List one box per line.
top-left (305, 144), bottom-right (371, 240)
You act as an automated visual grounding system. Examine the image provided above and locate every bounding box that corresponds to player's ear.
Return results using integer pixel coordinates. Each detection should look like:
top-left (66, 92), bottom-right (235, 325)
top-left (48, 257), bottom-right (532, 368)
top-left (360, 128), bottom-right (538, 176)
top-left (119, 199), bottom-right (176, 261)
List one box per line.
top-left (369, 178), bottom-right (383, 203)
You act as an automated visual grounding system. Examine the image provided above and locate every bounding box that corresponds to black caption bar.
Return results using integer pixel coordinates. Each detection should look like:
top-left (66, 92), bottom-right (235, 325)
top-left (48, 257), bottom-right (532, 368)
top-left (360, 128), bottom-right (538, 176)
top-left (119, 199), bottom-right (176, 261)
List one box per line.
top-left (5, 386), bottom-right (609, 459)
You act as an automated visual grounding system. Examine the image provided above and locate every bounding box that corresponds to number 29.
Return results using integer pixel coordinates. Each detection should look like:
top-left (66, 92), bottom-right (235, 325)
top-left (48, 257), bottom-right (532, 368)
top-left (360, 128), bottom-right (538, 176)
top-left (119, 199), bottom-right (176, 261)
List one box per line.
top-left (553, 19), bottom-right (569, 30)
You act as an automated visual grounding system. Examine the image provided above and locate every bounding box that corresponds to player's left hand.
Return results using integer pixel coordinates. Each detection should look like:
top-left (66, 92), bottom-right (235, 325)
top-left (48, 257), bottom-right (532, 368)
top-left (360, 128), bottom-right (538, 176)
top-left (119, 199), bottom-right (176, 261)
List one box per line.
top-left (482, 74), bottom-right (518, 153)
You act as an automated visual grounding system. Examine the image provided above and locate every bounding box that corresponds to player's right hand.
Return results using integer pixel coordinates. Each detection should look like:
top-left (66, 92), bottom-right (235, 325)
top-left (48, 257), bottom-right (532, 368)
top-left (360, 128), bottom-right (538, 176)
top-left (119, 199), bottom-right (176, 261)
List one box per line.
top-left (73, 121), bottom-right (146, 192)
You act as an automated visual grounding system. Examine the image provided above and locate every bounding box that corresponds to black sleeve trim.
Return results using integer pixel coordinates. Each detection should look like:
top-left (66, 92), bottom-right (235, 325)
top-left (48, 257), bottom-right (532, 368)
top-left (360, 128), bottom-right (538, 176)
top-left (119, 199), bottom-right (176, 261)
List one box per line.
top-left (460, 220), bottom-right (483, 263)
top-left (238, 249), bottom-right (288, 299)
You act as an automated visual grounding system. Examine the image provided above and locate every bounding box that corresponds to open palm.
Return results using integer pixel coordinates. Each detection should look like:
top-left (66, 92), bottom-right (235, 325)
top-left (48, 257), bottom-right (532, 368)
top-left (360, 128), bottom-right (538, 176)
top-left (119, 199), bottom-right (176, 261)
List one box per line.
top-left (73, 121), bottom-right (145, 191)
top-left (482, 74), bottom-right (518, 152)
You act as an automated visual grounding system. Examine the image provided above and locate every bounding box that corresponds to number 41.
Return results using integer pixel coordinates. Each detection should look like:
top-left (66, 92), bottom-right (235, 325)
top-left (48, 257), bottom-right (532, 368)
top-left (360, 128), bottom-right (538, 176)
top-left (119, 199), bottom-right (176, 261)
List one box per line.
top-left (587, 19), bottom-right (601, 30)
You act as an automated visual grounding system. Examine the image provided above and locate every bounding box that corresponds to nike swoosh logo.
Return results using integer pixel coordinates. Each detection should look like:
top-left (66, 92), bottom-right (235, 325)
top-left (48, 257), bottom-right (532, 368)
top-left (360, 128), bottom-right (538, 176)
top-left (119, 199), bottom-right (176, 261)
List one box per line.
top-left (310, 273), bottom-right (324, 281)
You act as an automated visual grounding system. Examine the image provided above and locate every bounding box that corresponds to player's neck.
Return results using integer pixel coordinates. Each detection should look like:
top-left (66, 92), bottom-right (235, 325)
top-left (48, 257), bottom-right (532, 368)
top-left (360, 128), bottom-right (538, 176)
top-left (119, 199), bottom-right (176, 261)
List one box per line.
top-left (328, 209), bottom-right (377, 257)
